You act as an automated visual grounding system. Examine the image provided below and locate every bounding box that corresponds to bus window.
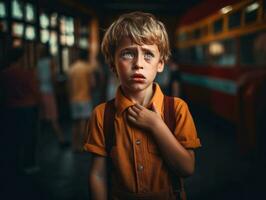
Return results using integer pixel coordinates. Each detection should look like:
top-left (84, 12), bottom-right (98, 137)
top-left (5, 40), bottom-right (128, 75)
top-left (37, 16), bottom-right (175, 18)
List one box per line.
top-left (228, 10), bottom-right (241, 29)
top-left (207, 39), bottom-right (236, 66)
top-left (193, 28), bottom-right (201, 39)
top-left (213, 18), bottom-right (223, 34)
top-left (240, 30), bottom-right (266, 66)
top-left (244, 2), bottom-right (259, 24)
top-left (178, 32), bottom-right (187, 42)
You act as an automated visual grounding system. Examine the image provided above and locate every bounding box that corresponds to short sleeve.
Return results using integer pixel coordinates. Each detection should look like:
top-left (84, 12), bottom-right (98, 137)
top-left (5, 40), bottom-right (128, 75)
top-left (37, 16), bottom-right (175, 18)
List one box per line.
top-left (83, 103), bottom-right (107, 156)
top-left (174, 98), bottom-right (201, 149)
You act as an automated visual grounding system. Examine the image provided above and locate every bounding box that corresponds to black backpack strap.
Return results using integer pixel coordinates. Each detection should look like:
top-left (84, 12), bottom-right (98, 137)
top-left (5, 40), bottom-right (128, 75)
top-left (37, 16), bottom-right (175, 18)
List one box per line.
top-left (103, 99), bottom-right (116, 155)
top-left (164, 96), bottom-right (186, 200)
top-left (103, 99), bottom-right (116, 200)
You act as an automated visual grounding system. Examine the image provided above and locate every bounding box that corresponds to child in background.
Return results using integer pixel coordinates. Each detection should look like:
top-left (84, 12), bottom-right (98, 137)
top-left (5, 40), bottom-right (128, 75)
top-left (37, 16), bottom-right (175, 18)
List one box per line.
top-left (84, 11), bottom-right (201, 200)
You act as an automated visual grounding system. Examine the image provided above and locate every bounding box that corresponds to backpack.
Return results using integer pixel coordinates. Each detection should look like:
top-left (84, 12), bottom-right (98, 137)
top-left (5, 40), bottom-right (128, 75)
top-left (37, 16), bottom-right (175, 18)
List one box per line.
top-left (103, 96), bottom-right (186, 200)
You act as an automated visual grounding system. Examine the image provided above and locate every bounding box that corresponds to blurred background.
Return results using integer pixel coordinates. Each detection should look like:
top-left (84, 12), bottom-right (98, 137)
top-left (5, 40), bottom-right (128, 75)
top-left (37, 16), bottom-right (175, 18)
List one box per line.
top-left (0, 0), bottom-right (266, 199)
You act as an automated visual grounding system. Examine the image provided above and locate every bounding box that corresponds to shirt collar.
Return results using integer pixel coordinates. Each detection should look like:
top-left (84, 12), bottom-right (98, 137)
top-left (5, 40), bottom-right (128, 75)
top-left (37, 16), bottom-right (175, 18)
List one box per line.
top-left (115, 83), bottom-right (164, 116)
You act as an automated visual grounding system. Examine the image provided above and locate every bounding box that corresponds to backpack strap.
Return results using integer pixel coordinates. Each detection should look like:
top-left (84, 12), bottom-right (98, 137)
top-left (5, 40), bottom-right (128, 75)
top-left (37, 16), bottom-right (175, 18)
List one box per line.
top-left (103, 99), bottom-right (116, 155)
top-left (163, 96), bottom-right (186, 200)
top-left (103, 99), bottom-right (116, 200)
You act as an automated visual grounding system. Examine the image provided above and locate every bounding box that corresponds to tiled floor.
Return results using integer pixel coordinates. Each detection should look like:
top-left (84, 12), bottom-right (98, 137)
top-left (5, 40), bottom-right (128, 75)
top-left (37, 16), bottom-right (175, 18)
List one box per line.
top-left (8, 108), bottom-right (266, 200)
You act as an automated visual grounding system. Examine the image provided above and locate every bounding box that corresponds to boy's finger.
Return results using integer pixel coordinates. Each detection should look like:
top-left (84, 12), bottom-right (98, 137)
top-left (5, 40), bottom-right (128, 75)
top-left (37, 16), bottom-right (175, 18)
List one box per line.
top-left (127, 115), bottom-right (136, 122)
top-left (134, 104), bottom-right (144, 110)
top-left (128, 107), bottom-right (138, 117)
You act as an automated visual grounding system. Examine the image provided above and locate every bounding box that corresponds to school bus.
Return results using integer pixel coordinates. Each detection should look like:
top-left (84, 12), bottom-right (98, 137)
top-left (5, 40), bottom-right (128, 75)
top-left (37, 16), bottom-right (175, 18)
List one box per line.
top-left (176, 0), bottom-right (266, 152)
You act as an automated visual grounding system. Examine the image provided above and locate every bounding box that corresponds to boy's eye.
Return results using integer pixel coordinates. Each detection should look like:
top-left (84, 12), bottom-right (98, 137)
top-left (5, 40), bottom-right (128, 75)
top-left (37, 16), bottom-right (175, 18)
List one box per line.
top-left (121, 51), bottom-right (134, 60)
top-left (144, 52), bottom-right (154, 60)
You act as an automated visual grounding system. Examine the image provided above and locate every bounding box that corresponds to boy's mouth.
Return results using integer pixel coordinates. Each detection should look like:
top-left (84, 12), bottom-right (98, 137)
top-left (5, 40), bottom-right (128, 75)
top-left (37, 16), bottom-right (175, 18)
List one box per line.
top-left (131, 74), bottom-right (146, 79)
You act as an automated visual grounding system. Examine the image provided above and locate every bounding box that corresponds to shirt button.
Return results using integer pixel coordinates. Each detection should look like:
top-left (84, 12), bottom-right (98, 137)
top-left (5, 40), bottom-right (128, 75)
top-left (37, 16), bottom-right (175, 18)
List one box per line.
top-left (136, 139), bottom-right (141, 145)
top-left (138, 165), bottom-right (144, 171)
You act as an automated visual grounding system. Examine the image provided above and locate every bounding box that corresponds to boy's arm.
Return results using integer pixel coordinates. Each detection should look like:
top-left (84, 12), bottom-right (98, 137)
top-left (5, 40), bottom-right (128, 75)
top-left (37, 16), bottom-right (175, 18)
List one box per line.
top-left (127, 103), bottom-right (195, 177)
top-left (89, 154), bottom-right (108, 200)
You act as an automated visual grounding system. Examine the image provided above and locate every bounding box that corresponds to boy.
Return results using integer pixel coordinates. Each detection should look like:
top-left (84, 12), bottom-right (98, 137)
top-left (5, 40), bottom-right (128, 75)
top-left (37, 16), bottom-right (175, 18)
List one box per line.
top-left (84, 11), bottom-right (201, 200)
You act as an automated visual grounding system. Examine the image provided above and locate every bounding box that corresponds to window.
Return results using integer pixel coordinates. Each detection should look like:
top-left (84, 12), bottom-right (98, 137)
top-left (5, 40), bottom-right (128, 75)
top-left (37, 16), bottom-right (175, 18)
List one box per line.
top-left (60, 16), bottom-right (75, 46)
top-left (244, 2), bottom-right (259, 24)
top-left (213, 18), bottom-right (223, 34)
top-left (25, 3), bottom-right (35, 22)
top-left (0, 1), bottom-right (7, 32)
top-left (12, 22), bottom-right (24, 37)
top-left (228, 11), bottom-right (241, 29)
top-left (240, 31), bottom-right (266, 66)
top-left (25, 25), bottom-right (35, 40)
top-left (178, 32), bottom-right (187, 42)
top-left (12, 0), bottom-right (23, 20)
top-left (207, 39), bottom-right (236, 66)
top-left (192, 28), bottom-right (201, 39)
top-left (0, 1), bottom-right (6, 18)
top-left (79, 23), bottom-right (89, 49)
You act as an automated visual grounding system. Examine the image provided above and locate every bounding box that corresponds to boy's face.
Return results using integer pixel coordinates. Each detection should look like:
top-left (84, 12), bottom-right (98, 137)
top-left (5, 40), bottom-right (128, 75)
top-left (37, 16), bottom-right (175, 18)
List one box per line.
top-left (114, 37), bottom-right (164, 93)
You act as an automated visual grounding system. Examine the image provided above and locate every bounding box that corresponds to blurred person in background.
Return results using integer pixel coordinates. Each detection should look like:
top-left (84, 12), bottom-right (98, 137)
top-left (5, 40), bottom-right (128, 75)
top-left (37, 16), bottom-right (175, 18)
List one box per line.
top-left (0, 47), bottom-right (40, 197)
top-left (36, 44), bottom-right (68, 148)
top-left (168, 56), bottom-right (181, 97)
top-left (67, 50), bottom-right (94, 152)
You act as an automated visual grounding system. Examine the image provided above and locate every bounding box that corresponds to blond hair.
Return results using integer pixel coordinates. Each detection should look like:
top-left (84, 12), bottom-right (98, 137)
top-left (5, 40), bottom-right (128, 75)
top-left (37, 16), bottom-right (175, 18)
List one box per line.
top-left (101, 11), bottom-right (170, 69)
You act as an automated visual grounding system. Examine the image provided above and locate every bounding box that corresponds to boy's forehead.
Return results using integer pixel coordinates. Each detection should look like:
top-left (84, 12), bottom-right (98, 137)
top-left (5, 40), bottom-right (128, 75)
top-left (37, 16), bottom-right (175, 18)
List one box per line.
top-left (116, 36), bottom-right (159, 51)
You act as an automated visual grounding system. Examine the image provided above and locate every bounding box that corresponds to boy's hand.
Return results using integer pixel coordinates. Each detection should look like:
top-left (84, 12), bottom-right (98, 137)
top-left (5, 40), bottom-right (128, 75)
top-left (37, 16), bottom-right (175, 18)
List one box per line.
top-left (127, 103), bottom-right (163, 131)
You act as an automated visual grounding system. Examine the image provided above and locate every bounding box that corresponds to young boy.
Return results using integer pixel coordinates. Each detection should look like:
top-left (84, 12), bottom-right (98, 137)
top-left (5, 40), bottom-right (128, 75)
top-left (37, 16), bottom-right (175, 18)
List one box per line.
top-left (84, 11), bottom-right (201, 200)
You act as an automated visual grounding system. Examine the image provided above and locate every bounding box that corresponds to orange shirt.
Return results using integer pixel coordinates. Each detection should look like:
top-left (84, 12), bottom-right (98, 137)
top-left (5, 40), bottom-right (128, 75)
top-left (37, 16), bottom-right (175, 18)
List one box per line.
top-left (68, 60), bottom-right (92, 102)
top-left (84, 83), bottom-right (201, 199)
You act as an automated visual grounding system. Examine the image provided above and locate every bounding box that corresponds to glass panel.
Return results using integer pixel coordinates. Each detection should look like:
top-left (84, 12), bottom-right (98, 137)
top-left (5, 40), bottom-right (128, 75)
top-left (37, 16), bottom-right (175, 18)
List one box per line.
top-left (25, 25), bottom-right (35, 40)
top-left (0, 2), bottom-right (6, 18)
top-left (66, 34), bottom-right (74, 46)
top-left (60, 16), bottom-right (66, 33)
top-left (12, 22), bottom-right (24, 37)
top-left (50, 31), bottom-right (58, 55)
top-left (40, 29), bottom-right (49, 43)
top-left (213, 18), bottom-right (223, 34)
top-left (79, 37), bottom-right (88, 49)
top-left (40, 13), bottom-right (49, 28)
top-left (193, 28), bottom-right (201, 39)
top-left (12, 0), bottom-right (23, 20)
top-left (25, 3), bottom-right (35, 22)
top-left (178, 32), bottom-right (187, 42)
top-left (66, 17), bottom-right (74, 33)
top-left (50, 13), bottom-right (58, 27)
top-left (244, 2), bottom-right (259, 24)
top-left (240, 30), bottom-right (266, 66)
top-left (60, 34), bottom-right (66, 45)
top-left (228, 11), bottom-right (241, 29)
top-left (207, 39), bottom-right (236, 66)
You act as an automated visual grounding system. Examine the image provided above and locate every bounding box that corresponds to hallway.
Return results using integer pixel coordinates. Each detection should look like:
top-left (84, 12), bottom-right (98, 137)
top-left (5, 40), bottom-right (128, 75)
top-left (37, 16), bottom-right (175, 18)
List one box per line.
top-left (10, 108), bottom-right (266, 200)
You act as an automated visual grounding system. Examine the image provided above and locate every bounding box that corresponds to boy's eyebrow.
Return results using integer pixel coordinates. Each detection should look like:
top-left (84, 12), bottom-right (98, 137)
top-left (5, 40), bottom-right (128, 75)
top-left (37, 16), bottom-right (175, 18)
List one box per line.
top-left (119, 46), bottom-right (156, 54)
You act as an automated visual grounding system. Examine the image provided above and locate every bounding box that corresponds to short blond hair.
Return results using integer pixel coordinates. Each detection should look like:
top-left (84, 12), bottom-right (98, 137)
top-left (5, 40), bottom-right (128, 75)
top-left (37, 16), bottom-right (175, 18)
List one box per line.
top-left (101, 11), bottom-right (170, 69)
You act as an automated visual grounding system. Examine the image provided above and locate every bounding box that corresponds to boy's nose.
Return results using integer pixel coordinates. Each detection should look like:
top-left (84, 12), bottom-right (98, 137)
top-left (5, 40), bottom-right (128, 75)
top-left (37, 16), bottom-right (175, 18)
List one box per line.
top-left (133, 55), bottom-right (144, 70)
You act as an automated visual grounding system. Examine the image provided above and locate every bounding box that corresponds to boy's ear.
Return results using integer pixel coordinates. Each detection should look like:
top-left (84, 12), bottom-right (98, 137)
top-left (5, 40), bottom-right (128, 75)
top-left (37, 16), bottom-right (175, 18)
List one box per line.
top-left (157, 59), bottom-right (164, 73)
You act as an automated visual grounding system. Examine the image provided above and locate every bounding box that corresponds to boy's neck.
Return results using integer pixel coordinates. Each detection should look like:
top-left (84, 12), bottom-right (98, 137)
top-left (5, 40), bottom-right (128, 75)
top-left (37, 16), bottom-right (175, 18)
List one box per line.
top-left (121, 83), bottom-right (154, 106)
